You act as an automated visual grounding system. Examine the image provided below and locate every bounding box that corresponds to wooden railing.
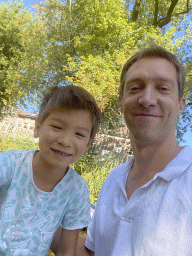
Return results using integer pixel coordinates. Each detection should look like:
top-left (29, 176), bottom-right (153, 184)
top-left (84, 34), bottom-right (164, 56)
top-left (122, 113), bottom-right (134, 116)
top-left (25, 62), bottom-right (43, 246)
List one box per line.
top-left (0, 119), bottom-right (38, 142)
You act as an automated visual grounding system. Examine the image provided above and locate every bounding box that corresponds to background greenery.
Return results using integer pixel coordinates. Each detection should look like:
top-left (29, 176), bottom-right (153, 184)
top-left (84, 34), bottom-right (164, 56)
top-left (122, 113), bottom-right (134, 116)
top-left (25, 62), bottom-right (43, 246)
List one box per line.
top-left (1, 0), bottom-right (192, 254)
top-left (0, 0), bottom-right (192, 140)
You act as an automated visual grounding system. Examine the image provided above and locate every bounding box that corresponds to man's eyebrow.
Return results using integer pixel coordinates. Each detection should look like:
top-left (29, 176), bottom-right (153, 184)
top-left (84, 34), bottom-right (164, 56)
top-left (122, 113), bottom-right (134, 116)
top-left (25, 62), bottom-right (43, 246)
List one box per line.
top-left (126, 76), bottom-right (175, 85)
top-left (154, 77), bottom-right (175, 84)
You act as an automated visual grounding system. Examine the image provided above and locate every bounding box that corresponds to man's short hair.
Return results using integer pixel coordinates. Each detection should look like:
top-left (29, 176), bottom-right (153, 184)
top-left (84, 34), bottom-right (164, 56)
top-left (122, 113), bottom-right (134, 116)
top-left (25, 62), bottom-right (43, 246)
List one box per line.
top-left (36, 85), bottom-right (101, 142)
top-left (120, 44), bottom-right (185, 99)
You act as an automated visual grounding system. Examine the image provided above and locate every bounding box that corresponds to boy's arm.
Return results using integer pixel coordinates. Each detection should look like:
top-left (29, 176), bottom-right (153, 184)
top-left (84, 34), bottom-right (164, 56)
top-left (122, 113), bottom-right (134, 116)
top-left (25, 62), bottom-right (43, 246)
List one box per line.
top-left (55, 227), bottom-right (79, 256)
top-left (51, 226), bottom-right (94, 256)
top-left (76, 236), bottom-right (94, 256)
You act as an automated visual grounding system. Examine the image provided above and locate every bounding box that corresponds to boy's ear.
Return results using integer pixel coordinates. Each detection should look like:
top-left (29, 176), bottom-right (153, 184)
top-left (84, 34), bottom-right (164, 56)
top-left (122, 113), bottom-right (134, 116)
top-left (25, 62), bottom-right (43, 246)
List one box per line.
top-left (34, 120), bottom-right (40, 138)
top-left (119, 96), bottom-right (124, 113)
top-left (84, 140), bottom-right (92, 154)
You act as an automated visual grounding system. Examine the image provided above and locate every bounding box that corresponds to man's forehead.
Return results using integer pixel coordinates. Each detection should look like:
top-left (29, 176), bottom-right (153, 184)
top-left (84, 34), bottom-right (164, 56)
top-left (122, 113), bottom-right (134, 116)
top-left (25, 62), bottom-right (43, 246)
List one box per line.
top-left (125, 57), bottom-right (177, 81)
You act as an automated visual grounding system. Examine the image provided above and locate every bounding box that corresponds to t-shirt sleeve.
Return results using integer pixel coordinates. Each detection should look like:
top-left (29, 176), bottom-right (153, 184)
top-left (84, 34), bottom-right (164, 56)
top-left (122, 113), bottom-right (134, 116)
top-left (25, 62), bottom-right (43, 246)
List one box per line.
top-left (61, 177), bottom-right (91, 230)
top-left (0, 150), bottom-right (16, 188)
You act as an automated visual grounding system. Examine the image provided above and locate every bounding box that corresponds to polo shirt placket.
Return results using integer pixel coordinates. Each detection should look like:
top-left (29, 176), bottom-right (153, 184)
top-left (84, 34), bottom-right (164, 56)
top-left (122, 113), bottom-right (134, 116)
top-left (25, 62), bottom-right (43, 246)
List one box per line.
top-left (86, 146), bottom-right (192, 256)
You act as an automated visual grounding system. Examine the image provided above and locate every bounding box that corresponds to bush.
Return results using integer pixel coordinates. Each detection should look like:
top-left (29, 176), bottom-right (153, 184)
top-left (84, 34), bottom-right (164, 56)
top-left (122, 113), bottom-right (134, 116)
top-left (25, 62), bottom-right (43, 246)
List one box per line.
top-left (73, 151), bottom-right (127, 204)
top-left (0, 135), bottom-right (38, 152)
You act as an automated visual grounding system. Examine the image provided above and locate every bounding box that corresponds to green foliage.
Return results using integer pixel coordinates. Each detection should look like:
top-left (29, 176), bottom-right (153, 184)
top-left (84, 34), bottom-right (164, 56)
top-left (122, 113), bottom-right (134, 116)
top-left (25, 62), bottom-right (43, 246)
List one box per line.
top-left (0, 1), bottom-right (48, 113)
top-left (0, 135), bottom-right (38, 152)
top-left (83, 166), bottom-right (110, 204)
top-left (0, 1), bottom-right (31, 112)
top-left (72, 150), bottom-right (129, 204)
top-left (47, 250), bottom-right (55, 256)
top-left (0, 0), bottom-right (191, 139)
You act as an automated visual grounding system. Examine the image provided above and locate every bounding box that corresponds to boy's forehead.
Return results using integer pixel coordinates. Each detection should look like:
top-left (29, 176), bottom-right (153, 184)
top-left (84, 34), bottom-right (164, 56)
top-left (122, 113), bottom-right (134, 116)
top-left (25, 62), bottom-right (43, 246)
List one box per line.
top-left (47, 108), bottom-right (93, 124)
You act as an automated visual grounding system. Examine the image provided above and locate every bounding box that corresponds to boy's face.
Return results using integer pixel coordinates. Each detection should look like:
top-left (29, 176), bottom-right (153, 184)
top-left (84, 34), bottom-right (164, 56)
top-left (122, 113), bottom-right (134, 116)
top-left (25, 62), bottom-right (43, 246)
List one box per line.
top-left (34, 108), bottom-right (92, 172)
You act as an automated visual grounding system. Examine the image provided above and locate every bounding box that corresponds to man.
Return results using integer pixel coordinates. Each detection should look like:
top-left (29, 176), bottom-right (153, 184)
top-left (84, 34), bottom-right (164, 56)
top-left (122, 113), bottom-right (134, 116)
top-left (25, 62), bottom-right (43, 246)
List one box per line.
top-left (52, 44), bottom-right (192, 255)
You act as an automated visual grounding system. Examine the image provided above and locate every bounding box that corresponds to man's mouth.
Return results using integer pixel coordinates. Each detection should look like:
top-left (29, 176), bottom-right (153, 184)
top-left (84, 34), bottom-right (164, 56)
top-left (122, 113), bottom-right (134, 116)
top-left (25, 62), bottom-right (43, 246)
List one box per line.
top-left (134, 113), bottom-right (160, 117)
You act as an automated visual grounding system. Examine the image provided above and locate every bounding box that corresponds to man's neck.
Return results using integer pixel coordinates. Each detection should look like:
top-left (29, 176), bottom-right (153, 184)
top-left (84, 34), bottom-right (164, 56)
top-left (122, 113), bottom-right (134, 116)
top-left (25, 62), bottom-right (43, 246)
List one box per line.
top-left (130, 137), bottom-right (183, 180)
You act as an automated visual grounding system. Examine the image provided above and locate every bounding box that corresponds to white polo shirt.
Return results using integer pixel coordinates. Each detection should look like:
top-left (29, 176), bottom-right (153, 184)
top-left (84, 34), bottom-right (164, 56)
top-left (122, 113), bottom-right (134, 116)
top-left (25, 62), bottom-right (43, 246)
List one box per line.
top-left (85, 146), bottom-right (192, 256)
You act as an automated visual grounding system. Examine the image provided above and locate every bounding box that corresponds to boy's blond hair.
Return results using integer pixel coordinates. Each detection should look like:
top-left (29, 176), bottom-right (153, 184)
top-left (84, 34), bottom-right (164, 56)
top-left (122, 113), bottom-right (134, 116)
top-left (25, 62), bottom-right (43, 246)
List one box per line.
top-left (36, 85), bottom-right (101, 142)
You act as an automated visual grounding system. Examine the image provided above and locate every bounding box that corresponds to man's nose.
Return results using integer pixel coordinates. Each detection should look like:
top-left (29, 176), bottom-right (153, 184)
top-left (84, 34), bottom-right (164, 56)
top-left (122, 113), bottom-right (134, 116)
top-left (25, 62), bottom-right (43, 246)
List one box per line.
top-left (138, 86), bottom-right (157, 107)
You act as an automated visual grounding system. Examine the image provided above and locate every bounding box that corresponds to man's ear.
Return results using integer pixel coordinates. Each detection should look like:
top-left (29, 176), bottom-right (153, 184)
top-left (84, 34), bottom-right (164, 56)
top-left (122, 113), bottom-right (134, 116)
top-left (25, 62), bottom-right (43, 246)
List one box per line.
top-left (177, 96), bottom-right (186, 116)
top-left (119, 96), bottom-right (124, 113)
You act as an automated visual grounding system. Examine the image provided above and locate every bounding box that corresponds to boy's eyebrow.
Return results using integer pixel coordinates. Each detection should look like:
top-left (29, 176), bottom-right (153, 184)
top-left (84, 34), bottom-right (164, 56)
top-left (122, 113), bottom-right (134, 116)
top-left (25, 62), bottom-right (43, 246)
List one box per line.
top-left (49, 117), bottom-right (91, 133)
top-left (76, 126), bottom-right (91, 134)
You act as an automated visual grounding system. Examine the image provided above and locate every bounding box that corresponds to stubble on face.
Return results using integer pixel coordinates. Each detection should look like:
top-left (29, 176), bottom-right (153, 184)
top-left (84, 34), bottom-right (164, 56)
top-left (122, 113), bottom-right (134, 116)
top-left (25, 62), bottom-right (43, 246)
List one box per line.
top-left (120, 57), bottom-right (186, 146)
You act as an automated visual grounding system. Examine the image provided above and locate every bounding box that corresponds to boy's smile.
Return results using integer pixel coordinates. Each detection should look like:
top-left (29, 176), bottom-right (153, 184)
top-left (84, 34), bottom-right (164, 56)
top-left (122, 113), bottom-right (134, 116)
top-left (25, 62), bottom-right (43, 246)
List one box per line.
top-left (34, 108), bottom-right (92, 175)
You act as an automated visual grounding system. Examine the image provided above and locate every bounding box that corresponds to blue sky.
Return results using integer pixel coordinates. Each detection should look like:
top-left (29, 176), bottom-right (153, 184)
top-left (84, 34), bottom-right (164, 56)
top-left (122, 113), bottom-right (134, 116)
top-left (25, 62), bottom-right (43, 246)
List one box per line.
top-left (3, 0), bottom-right (192, 147)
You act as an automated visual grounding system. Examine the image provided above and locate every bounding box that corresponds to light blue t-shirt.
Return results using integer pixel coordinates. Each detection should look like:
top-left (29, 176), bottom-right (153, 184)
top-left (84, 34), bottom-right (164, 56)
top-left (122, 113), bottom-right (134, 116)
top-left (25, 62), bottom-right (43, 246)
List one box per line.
top-left (0, 150), bottom-right (91, 256)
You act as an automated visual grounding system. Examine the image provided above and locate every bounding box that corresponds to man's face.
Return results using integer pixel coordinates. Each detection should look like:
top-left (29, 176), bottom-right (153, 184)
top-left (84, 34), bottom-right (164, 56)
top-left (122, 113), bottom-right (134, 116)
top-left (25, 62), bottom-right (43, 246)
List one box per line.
top-left (120, 57), bottom-right (186, 145)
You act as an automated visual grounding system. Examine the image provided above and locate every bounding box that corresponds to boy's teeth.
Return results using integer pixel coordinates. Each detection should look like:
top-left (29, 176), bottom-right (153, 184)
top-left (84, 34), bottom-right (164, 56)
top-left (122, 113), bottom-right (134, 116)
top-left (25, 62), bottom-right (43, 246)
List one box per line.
top-left (53, 149), bottom-right (69, 156)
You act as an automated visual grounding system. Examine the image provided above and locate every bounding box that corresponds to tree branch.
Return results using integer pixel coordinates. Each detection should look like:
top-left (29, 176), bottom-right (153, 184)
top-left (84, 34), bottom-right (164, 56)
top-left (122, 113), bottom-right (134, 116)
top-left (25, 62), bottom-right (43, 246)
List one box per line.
top-left (175, 9), bottom-right (191, 16)
top-left (131, 0), bottom-right (142, 22)
top-left (157, 0), bottom-right (179, 28)
top-left (153, 0), bottom-right (158, 26)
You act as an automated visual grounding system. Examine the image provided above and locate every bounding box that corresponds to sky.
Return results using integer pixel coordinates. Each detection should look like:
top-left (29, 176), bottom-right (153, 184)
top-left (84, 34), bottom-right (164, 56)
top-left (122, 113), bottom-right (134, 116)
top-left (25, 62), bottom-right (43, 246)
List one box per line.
top-left (2, 0), bottom-right (192, 148)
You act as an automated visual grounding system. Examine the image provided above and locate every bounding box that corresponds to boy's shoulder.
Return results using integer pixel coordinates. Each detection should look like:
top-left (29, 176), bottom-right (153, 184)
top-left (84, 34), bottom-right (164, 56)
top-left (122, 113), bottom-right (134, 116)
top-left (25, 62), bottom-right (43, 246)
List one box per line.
top-left (0, 149), bottom-right (36, 167)
top-left (68, 166), bottom-right (89, 188)
top-left (1, 149), bottom-right (35, 158)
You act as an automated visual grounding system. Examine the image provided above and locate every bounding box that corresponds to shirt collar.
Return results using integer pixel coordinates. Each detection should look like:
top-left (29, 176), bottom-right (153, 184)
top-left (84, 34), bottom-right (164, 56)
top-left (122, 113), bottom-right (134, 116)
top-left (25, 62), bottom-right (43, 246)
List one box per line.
top-left (116, 156), bottom-right (135, 193)
top-left (156, 145), bottom-right (192, 182)
top-left (116, 146), bottom-right (192, 188)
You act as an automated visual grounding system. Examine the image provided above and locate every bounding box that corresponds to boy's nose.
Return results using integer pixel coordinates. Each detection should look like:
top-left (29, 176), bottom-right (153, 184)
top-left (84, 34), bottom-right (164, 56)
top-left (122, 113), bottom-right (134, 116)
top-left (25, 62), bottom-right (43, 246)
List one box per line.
top-left (138, 86), bottom-right (157, 107)
top-left (57, 132), bottom-right (73, 147)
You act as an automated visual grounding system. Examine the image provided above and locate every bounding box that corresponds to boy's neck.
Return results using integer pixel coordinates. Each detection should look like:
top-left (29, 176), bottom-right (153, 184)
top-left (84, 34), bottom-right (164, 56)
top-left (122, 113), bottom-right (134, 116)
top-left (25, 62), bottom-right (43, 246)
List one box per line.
top-left (32, 151), bottom-right (68, 192)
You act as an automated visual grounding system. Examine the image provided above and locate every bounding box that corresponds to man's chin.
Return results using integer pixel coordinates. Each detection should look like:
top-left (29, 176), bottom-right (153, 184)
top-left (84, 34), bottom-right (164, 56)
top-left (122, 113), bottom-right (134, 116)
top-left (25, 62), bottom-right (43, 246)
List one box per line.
top-left (131, 132), bottom-right (162, 146)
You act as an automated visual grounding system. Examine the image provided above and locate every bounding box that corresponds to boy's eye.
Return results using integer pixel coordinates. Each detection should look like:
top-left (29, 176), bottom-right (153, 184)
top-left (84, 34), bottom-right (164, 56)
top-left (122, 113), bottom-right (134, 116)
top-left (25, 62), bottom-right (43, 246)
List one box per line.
top-left (76, 132), bottom-right (85, 137)
top-left (51, 125), bottom-right (62, 130)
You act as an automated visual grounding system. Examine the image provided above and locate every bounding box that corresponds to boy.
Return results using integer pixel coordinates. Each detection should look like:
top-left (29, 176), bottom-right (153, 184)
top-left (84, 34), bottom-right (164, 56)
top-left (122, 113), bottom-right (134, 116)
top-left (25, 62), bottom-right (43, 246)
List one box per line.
top-left (0, 85), bottom-right (101, 256)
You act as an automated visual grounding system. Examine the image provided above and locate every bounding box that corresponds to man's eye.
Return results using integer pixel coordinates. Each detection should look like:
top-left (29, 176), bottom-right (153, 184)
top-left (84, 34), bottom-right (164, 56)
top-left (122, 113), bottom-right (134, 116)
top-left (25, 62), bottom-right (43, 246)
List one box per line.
top-left (129, 86), bottom-right (140, 92)
top-left (159, 86), bottom-right (170, 92)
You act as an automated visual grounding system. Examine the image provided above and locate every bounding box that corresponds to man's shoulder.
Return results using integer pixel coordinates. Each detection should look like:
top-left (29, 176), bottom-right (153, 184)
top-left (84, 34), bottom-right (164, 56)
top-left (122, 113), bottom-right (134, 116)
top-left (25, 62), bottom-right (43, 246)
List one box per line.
top-left (110, 161), bottom-right (129, 175)
top-left (104, 157), bottom-right (133, 183)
